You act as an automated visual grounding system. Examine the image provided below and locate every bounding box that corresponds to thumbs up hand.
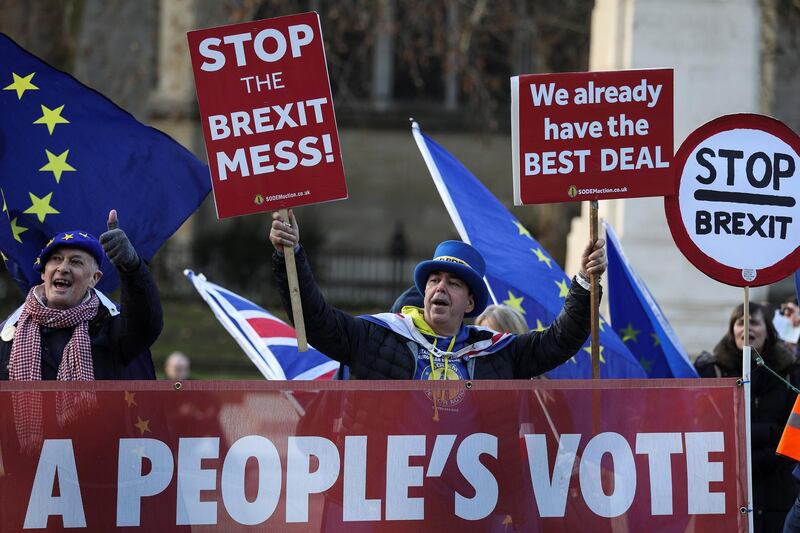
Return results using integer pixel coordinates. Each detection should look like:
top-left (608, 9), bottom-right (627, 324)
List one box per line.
top-left (99, 209), bottom-right (140, 272)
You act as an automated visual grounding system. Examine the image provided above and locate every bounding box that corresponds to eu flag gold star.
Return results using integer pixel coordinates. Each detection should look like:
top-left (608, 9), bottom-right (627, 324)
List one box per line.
top-left (23, 192), bottom-right (60, 223)
top-left (650, 332), bottom-right (661, 347)
top-left (620, 323), bottom-right (640, 343)
top-left (134, 417), bottom-right (151, 435)
top-left (10, 217), bottom-right (28, 243)
top-left (62, 233), bottom-right (74, 241)
top-left (639, 357), bottom-right (653, 374)
top-left (33, 105), bottom-right (70, 135)
top-left (1, 251), bottom-right (7, 262)
top-left (39, 149), bottom-right (76, 183)
top-left (531, 247), bottom-right (552, 268)
top-left (124, 391), bottom-right (137, 407)
top-left (3, 72), bottom-right (38, 99)
top-left (503, 291), bottom-right (526, 314)
top-left (599, 316), bottom-right (606, 332)
top-left (1, 190), bottom-right (6, 213)
top-left (555, 279), bottom-right (569, 298)
top-left (513, 221), bottom-right (534, 240)
top-left (533, 319), bottom-right (547, 332)
top-left (583, 344), bottom-right (606, 363)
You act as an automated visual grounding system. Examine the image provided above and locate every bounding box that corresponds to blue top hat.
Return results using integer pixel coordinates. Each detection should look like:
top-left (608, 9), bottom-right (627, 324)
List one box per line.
top-left (413, 240), bottom-right (489, 318)
top-left (34, 231), bottom-right (104, 272)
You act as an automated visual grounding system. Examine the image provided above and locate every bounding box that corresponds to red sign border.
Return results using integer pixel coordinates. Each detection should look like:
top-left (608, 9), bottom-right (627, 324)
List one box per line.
top-left (187, 12), bottom-right (348, 219)
top-left (511, 67), bottom-right (675, 205)
top-left (664, 113), bottom-right (800, 287)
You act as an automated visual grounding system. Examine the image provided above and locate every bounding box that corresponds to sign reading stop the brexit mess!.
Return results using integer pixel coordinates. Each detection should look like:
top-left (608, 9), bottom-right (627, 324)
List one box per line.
top-left (665, 114), bottom-right (800, 287)
top-left (511, 69), bottom-right (673, 205)
top-left (188, 13), bottom-right (347, 219)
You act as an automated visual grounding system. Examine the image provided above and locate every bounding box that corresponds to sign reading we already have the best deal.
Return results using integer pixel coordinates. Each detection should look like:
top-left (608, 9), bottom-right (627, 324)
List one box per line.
top-left (188, 12), bottom-right (347, 219)
top-left (512, 69), bottom-right (673, 204)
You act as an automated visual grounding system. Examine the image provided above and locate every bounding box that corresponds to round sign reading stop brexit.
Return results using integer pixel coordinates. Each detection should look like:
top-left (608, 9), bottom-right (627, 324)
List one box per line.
top-left (665, 114), bottom-right (800, 287)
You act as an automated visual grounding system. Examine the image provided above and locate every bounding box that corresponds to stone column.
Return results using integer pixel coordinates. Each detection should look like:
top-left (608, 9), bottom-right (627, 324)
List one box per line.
top-left (148, 0), bottom-right (204, 280)
top-left (565, 0), bottom-right (767, 355)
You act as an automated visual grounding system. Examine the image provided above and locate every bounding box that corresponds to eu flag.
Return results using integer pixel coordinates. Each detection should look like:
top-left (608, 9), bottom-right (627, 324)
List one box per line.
top-left (796, 270), bottom-right (800, 308)
top-left (412, 122), bottom-right (646, 378)
top-left (0, 34), bottom-right (210, 293)
top-left (605, 222), bottom-right (697, 377)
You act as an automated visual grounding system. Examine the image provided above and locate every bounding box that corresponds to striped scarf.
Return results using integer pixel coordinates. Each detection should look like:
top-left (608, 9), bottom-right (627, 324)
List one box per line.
top-left (8, 286), bottom-right (99, 456)
top-left (9, 286), bottom-right (99, 381)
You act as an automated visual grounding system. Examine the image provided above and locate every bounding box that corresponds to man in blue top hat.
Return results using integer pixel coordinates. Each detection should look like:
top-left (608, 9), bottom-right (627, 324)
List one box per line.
top-left (269, 210), bottom-right (606, 380)
top-left (0, 210), bottom-right (162, 381)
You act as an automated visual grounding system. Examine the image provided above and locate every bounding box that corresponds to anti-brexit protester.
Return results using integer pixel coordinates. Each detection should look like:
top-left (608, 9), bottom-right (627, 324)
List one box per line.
top-left (0, 210), bottom-right (163, 381)
top-left (269, 209), bottom-right (606, 380)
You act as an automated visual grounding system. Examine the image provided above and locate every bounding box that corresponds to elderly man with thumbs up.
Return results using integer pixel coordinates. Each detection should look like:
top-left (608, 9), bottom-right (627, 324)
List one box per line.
top-left (0, 210), bottom-right (163, 381)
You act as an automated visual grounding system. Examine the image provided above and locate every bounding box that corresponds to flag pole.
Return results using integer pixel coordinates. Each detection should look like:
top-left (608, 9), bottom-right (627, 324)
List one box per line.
top-left (280, 208), bottom-right (308, 351)
top-left (743, 285), bottom-right (753, 532)
top-left (590, 200), bottom-right (601, 379)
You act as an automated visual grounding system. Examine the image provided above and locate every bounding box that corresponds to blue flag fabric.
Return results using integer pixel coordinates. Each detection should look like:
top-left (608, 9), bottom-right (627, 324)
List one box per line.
top-left (412, 123), bottom-right (646, 378)
top-left (796, 270), bottom-right (800, 309)
top-left (605, 222), bottom-right (698, 377)
top-left (0, 34), bottom-right (210, 293)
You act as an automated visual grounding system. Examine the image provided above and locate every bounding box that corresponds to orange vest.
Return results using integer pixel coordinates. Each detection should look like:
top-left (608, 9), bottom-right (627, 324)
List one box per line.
top-left (777, 395), bottom-right (800, 461)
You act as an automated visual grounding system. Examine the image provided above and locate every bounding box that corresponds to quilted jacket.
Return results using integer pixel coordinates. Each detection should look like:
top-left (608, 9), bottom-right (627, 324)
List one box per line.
top-left (273, 247), bottom-right (595, 379)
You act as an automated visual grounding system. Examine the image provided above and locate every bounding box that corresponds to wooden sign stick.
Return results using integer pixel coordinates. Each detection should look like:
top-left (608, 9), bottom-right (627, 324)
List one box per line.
top-left (280, 208), bottom-right (308, 352)
top-left (589, 200), bottom-right (601, 379)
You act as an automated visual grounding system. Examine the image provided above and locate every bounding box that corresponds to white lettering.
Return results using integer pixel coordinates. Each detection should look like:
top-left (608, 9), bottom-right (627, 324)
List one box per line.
top-left (635, 433), bottom-right (682, 515)
top-left (216, 148), bottom-right (250, 181)
top-left (285, 436), bottom-right (340, 523)
top-left (526, 433), bottom-right (581, 518)
top-left (579, 432), bottom-right (636, 518)
top-left (455, 433), bottom-right (498, 520)
top-left (117, 438), bottom-right (174, 527)
top-left (221, 436), bottom-right (282, 525)
top-left (199, 37), bottom-right (225, 72)
top-left (25, 440), bottom-right (86, 529)
top-left (343, 436), bottom-right (382, 521)
top-left (176, 437), bottom-right (220, 525)
top-left (385, 435), bottom-right (425, 521)
top-left (685, 432), bottom-right (725, 514)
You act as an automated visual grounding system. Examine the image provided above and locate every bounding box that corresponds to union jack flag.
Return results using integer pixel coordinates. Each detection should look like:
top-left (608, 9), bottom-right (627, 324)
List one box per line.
top-left (185, 270), bottom-right (338, 380)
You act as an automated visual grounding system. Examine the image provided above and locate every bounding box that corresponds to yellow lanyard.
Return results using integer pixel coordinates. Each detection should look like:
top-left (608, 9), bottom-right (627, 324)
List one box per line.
top-left (428, 336), bottom-right (457, 380)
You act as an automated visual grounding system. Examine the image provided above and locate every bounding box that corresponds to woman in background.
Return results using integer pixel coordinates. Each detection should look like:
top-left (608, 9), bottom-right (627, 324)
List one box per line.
top-left (695, 302), bottom-right (800, 532)
top-left (475, 304), bottom-right (528, 334)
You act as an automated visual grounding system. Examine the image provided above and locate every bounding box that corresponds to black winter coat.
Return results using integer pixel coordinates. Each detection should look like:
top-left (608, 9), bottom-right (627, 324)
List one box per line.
top-left (695, 349), bottom-right (800, 533)
top-left (274, 247), bottom-right (593, 379)
top-left (0, 261), bottom-right (163, 380)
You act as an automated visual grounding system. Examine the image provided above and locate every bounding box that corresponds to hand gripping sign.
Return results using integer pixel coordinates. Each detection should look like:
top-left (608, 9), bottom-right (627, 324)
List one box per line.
top-left (665, 114), bottom-right (800, 286)
top-left (188, 12), bottom-right (348, 219)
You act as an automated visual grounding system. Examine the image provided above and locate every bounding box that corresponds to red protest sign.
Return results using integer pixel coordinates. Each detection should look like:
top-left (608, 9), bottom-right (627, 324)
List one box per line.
top-left (665, 113), bottom-right (800, 287)
top-left (0, 380), bottom-right (746, 531)
top-left (511, 69), bottom-right (673, 204)
top-left (188, 13), bottom-right (347, 219)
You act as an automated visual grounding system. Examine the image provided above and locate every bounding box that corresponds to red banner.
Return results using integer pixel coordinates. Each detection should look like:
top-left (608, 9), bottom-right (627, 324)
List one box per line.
top-left (0, 379), bottom-right (746, 531)
top-left (188, 12), bottom-right (348, 219)
top-left (511, 69), bottom-right (673, 204)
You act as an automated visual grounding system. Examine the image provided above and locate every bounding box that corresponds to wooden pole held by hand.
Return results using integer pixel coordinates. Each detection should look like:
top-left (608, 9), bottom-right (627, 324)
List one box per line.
top-left (589, 200), bottom-right (600, 379)
top-left (280, 208), bottom-right (308, 352)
